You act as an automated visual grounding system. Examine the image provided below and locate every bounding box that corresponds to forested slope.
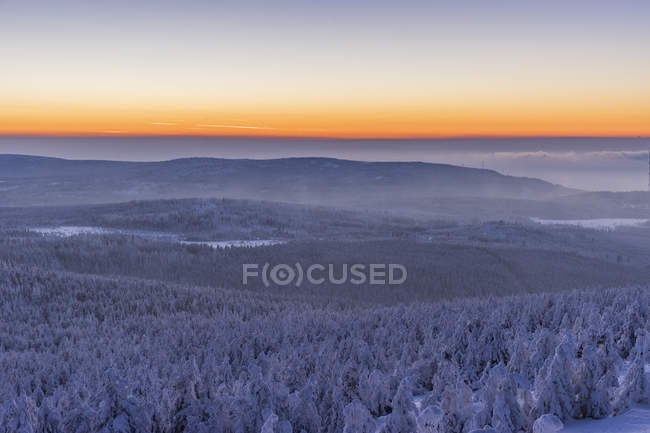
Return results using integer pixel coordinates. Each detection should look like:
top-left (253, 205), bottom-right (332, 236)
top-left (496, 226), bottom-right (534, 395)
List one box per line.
top-left (0, 262), bottom-right (647, 432)
top-left (0, 233), bottom-right (647, 303)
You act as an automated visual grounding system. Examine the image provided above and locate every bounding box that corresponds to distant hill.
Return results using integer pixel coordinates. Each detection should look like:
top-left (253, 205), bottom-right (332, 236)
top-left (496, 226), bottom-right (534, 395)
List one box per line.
top-left (0, 154), bottom-right (575, 207)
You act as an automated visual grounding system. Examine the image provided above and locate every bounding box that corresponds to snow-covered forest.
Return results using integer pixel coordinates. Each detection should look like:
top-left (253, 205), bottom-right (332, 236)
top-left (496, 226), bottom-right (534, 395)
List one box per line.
top-left (1, 198), bottom-right (649, 432)
top-left (0, 259), bottom-right (648, 432)
top-left (2, 198), bottom-right (650, 304)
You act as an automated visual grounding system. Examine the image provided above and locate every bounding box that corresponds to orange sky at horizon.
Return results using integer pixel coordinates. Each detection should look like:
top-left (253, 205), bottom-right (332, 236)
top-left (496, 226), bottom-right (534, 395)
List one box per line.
top-left (2, 1), bottom-right (649, 139)
top-left (4, 63), bottom-right (649, 138)
top-left (2, 101), bottom-right (649, 139)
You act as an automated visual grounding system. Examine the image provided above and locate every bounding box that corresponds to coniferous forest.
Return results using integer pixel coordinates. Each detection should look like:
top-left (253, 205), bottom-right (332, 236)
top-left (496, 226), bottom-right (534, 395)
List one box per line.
top-left (0, 197), bottom-right (648, 432)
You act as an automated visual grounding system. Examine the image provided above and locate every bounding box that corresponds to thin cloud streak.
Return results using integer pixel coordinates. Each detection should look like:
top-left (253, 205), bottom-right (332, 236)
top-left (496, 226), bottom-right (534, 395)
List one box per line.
top-left (196, 124), bottom-right (276, 130)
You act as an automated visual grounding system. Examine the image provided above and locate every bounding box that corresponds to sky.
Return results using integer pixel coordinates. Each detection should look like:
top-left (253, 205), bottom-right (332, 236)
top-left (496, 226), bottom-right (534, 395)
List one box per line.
top-left (1, 0), bottom-right (650, 138)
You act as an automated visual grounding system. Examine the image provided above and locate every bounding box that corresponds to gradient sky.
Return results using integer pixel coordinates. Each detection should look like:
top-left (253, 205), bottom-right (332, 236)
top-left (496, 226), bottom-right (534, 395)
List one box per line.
top-left (1, 0), bottom-right (649, 138)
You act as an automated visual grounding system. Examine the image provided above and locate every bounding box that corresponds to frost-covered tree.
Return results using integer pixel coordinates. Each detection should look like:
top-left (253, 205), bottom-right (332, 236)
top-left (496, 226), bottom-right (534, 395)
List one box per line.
top-left (615, 355), bottom-right (649, 413)
top-left (534, 335), bottom-right (575, 421)
top-left (572, 345), bottom-right (611, 419)
top-left (260, 410), bottom-right (292, 433)
top-left (416, 404), bottom-right (443, 433)
top-left (381, 378), bottom-right (417, 433)
top-left (35, 397), bottom-right (61, 433)
top-left (288, 381), bottom-right (322, 433)
top-left (342, 400), bottom-right (375, 433)
top-left (438, 378), bottom-right (474, 433)
top-left (0, 394), bottom-right (38, 433)
top-left (261, 412), bottom-right (280, 433)
top-left (93, 370), bottom-right (153, 433)
top-left (492, 376), bottom-right (526, 433)
top-left (359, 369), bottom-right (392, 417)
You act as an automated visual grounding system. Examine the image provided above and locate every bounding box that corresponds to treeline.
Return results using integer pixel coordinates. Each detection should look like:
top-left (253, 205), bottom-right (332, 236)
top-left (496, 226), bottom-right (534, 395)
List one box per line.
top-left (0, 198), bottom-right (455, 241)
top-left (0, 261), bottom-right (647, 432)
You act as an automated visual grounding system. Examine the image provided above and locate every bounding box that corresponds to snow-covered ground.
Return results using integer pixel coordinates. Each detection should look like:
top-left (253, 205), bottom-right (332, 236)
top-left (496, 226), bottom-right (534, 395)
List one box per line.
top-left (561, 405), bottom-right (650, 433)
top-left (31, 226), bottom-right (113, 236)
top-left (29, 226), bottom-right (177, 239)
top-left (180, 240), bottom-right (286, 248)
top-left (30, 226), bottom-right (285, 249)
top-left (530, 218), bottom-right (649, 231)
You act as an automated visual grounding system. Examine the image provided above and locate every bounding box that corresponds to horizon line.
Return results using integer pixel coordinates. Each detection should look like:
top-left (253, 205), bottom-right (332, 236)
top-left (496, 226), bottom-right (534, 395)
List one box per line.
top-left (1, 133), bottom-right (649, 141)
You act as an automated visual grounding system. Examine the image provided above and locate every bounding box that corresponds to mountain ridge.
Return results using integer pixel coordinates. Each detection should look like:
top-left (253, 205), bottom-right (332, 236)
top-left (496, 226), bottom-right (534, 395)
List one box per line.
top-left (0, 154), bottom-right (575, 207)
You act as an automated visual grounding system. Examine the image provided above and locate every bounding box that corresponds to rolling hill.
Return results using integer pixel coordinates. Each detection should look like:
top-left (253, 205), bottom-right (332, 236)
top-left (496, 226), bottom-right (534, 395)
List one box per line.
top-left (0, 154), bottom-right (572, 207)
